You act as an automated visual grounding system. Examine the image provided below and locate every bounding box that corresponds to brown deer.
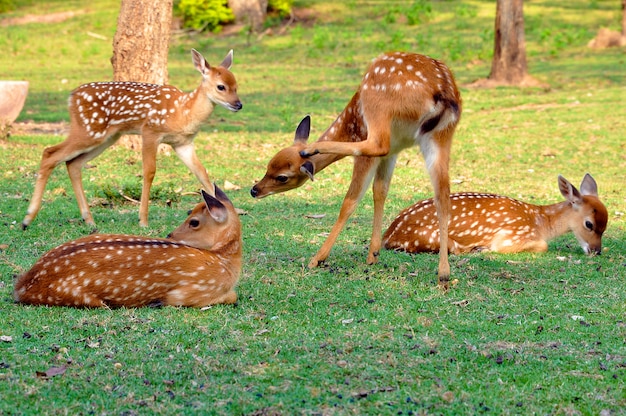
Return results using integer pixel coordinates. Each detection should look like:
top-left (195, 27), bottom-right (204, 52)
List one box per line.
top-left (383, 174), bottom-right (608, 255)
top-left (22, 49), bottom-right (242, 230)
top-left (14, 185), bottom-right (242, 308)
top-left (251, 52), bottom-right (461, 288)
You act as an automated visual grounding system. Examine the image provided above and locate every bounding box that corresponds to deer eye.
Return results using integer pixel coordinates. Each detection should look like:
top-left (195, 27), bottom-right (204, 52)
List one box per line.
top-left (217, 85), bottom-right (226, 91)
top-left (584, 220), bottom-right (593, 231)
top-left (189, 219), bottom-right (200, 228)
top-left (276, 175), bottom-right (289, 183)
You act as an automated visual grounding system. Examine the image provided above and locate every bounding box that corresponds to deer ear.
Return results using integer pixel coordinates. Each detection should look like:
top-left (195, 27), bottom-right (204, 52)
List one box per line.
top-left (201, 190), bottom-right (228, 223)
top-left (220, 50), bottom-right (234, 70)
top-left (212, 183), bottom-right (233, 206)
top-left (579, 173), bottom-right (598, 197)
top-left (300, 160), bottom-right (315, 181)
top-left (558, 175), bottom-right (583, 205)
top-left (191, 49), bottom-right (209, 74)
top-left (294, 115), bottom-right (311, 144)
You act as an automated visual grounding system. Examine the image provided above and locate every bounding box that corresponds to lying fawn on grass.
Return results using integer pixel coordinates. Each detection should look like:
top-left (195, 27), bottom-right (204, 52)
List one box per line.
top-left (22, 49), bottom-right (242, 230)
top-left (251, 52), bottom-right (461, 288)
top-left (14, 185), bottom-right (242, 308)
top-left (383, 174), bottom-right (608, 255)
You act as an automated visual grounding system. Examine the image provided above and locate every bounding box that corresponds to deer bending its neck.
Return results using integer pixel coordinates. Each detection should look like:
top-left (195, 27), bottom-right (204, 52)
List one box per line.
top-left (251, 52), bottom-right (462, 289)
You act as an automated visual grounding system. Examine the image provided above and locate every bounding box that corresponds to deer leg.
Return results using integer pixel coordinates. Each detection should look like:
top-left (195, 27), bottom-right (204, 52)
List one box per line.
top-left (367, 155), bottom-right (398, 264)
top-left (309, 156), bottom-right (377, 268)
top-left (65, 139), bottom-right (118, 228)
top-left (173, 142), bottom-right (215, 197)
top-left (425, 133), bottom-right (452, 290)
top-left (22, 134), bottom-right (101, 229)
top-left (301, 126), bottom-right (392, 158)
top-left (139, 135), bottom-right (160, 227)
top-left (165, 286), bottom-right (237, 307)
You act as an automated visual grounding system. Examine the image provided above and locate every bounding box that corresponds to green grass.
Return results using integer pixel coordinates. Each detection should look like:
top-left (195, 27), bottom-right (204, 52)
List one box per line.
top-left (1, 0), bottom-right (626, 414)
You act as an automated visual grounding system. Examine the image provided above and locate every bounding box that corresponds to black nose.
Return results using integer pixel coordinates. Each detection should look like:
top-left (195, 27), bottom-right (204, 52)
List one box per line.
top-left (250, 186), bottom-right (258, 198)
top-left (233, 101), bottom-right (243, 111)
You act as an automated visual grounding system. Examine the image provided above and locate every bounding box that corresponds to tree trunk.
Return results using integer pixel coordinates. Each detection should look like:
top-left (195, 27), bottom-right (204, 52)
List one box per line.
top-left (488, 0), bottom-right (528, 84)
top-left (112, 0), bottom-right (172, 84)
top-left (228, 0), bottom-right (268, 33)
top-left (111, 0), bottom-right (173, 151)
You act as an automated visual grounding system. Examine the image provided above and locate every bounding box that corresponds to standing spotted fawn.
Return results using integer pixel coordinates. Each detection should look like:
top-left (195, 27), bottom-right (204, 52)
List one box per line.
top-left (14, 186), bottom-right (242, 308)
top-left (383, 174), bottom-right (608, 255)
top-left (22, 49), bottom-right (242, 230)
top-left (251, 52), bottom-right (461, 288)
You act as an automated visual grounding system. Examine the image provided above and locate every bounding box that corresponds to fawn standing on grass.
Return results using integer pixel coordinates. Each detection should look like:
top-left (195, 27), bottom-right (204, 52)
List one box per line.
top-left (22, 49), bottom-right (242, 230)
top-left (383, 174), bottom-right (608, 255)
top-left (14, 185), bottom-right (242, 308)
top-left (251, 52), bottom-right (461, 288)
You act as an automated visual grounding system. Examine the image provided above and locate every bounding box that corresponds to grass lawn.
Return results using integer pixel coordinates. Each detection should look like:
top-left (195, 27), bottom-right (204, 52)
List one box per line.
top-left (1, 0), bottom-right (625, 414)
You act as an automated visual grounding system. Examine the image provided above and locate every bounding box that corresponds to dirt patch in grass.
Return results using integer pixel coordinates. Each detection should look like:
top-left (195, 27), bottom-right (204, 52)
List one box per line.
top-left (11, 121), bottom-right (68, 136)
top-left (0, 10), bottom-right (86, 27)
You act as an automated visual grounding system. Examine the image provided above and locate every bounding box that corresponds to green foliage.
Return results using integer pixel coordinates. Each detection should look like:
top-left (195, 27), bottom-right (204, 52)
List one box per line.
top-left (175, 0), bottom-right (234, 32)
top-left (0, 0), bottom-right (15, 14)
top-left (268, 0), bottom-right (292, 18)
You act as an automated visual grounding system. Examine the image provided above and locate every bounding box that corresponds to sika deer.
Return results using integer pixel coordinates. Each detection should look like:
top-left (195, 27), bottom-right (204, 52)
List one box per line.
top-left (22, 49), bottom-right (242, 230)
top-left (14, 186), bottom-right (242, 308)
top-left (251, 52), bottom-right (461, 288)
top-left (383, 174), bottom-right (608, 255)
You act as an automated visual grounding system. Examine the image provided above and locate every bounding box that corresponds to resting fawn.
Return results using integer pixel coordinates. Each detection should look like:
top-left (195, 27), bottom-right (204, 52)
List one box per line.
top-left (22, 49), bottom-right (242, 229)
top-left (251, 52), bottom-right (461, 288)
top-left (14, 186), bottom-right (242, 308)
top-left (383, 174), bottom-right (608, 255)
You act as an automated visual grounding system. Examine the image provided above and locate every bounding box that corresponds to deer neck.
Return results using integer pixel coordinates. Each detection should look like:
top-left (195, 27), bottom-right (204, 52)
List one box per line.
top-left (177, 86), bottom-right (216, 131)
top-left (309, 92), bottom-right (366, 173)
top-left (535, 201), bottom-right (574, 241)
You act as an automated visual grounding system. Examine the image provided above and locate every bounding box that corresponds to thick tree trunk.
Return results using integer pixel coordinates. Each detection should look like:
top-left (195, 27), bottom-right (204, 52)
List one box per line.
top-left (111, 0), bottom-right (172, 84)
top-left (488, 0), bottom-right (528, 84)
top-left (228, 0), bottom-right (268, 33)
top-left (470, 0), bottom-right (543, 88)
top-left (111, 0), bottom-right (173, 151)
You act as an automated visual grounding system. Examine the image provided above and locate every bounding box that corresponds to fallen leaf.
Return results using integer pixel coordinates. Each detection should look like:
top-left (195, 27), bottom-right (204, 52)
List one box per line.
top-left (223, 180), bottom-right (240, 191)
top-left (0, 336), bottom-right (12, 342)
top-left (36, 366), bottom-right (66, 378)
top-left (305, 214), bottom-right (326, 219)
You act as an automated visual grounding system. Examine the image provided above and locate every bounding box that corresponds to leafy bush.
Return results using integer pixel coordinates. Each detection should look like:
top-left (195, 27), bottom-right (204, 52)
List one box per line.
top-left (268, 0), bottom-right (292, 18)
top-left (175, 0), bottom-right (235, 32)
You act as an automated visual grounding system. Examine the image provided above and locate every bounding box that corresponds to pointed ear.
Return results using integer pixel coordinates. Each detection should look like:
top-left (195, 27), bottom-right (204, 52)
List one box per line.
top-left (191, 49), bottom-right (209, 75)
top-left (558, 175), bottom-right (583, 205)
top-left (294, 115), bottom-right (311, 145)
top-left (220, 49), bottom-right (234, 70)
top-left (300, 160), bottom-right (315, 181)
top-left (201, 190), bottom-right (228, 223)
top-left (579, 173), bottom-right (598, 197)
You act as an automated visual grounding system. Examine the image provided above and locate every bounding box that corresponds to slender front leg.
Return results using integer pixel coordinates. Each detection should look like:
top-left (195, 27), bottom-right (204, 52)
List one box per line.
top-left (367, 155), bottom-right (397, 264)
top-left (173, 143), bottom-right (215, 197)
top-left (309, 156), bottom-right (378, 268)
top-left (139, 135), bottom-right (160, 227)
